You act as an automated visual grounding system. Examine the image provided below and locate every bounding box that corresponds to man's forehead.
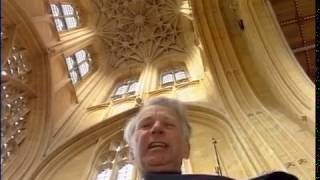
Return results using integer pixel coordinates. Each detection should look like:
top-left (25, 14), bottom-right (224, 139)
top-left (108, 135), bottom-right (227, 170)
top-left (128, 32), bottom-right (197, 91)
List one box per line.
top-left (136, 105), bottom-right (178, 119)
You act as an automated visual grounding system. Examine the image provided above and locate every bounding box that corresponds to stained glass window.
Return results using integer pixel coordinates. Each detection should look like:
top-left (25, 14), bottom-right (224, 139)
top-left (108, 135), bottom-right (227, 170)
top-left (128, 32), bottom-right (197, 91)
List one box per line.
top-left (65, 49), bottom-right (92, 85)
top-left (50, 2), bottom-right (80, 32)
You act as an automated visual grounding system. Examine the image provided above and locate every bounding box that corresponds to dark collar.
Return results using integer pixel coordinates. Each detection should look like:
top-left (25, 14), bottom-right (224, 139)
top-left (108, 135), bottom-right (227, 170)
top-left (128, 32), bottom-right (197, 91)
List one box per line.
top-left (144, 171), bottom-right (182, 179)
top-left (145, 171), bottom-right (182, 176)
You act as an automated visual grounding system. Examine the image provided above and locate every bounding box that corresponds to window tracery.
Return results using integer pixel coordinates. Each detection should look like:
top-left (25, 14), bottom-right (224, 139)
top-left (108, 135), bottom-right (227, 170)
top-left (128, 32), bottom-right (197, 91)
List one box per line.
top-left (65, 49), bottom-right (92, 85)
top-left (1, 27), bottom-right (34, 166)
top-left (96, 139), bottom-right (134, 180)
top-left (50, 1), bottom-right (80, 32)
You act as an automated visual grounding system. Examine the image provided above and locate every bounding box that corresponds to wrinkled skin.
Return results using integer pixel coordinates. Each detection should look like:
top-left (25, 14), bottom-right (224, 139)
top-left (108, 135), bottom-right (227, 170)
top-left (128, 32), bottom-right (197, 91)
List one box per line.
top-left (129, 105), bottom-right (190, 175)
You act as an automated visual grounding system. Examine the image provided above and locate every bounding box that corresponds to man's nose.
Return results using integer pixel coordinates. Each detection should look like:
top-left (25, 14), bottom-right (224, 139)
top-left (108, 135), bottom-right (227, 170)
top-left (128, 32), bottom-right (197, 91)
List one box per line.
top-left (151, 120), bottom-right (164, 134)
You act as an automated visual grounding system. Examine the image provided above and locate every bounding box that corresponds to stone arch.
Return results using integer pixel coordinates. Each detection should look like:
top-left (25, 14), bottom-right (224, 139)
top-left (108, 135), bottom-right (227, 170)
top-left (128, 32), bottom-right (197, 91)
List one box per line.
top-left (30, 103), bottom-right (263, 179)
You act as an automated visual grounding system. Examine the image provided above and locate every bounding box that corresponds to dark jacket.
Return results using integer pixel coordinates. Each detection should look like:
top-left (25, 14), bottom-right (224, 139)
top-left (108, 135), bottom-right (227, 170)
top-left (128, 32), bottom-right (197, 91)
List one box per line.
top-left (144, 171), bottom-right (298, 180)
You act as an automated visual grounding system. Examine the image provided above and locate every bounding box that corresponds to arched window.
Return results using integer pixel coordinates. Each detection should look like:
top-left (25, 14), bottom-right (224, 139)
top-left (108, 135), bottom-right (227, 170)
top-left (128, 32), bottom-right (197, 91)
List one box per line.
top-left (50, 2), bottom-right (80, 32)
top-left (112, 80), bottom-right (139, 99)
top-left (160, 69), bottom-right (188, 86)
top-left (95, 139), bottom-right (134, 180)
top-left (65, 49), bottom-right (92, 85)
top-left (96, 169), bottom-right (112, 180)
top-left (116, 164), bottom-right (134, 180)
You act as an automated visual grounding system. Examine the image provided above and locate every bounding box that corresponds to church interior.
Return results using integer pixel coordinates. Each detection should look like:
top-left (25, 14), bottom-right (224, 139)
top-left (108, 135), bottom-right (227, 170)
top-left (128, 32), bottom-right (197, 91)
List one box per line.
top-left (1, 0), bottom-right (315, 179)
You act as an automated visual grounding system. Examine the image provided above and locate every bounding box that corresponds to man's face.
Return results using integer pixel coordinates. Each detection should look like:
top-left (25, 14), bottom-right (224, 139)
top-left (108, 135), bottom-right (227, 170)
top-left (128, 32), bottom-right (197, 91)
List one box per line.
top-left (130, 105), bottom-right (190, 174)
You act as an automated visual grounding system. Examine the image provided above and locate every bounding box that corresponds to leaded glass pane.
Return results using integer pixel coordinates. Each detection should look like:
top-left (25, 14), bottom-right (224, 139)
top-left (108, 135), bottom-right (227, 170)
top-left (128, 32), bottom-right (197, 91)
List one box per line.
top-left (65, 57), bottom-right (76, 70)
top-left (65, 17), bottom-right (77, 29)
top-left (78, 62), bottom-right (89, 77)
top-left (128, 82), bottom-right (138, 93)
top-left (117, 164), bottom-right (134, 180)
top-left (162, 73), bottom-right (174, 84)
top-left (54, 18), bottom-right (65, 31)
top-left (50, 4), bottom-right (60, 17)
top-left (65, 49), bottom-right (92, 85)
top-left (115, 84), bottom-right (129, 96)
top-left (75, 50), bottom-right (86, 64)
top-left (96, 169), bottom-right (112, 180)
top-left (70, 70), bottom-right (79, 84)
top-left (61, 4), bottom-right (74, 15)
top-left (175, 70), bottom-right (187, 81)
top-left (50, 3), bottom-right (79, 32)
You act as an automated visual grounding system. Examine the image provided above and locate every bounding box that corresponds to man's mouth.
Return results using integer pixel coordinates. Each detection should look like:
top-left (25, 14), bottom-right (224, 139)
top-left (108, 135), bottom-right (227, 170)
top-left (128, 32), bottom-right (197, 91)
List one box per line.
top-left (148, 142), bottom-right (168, 150)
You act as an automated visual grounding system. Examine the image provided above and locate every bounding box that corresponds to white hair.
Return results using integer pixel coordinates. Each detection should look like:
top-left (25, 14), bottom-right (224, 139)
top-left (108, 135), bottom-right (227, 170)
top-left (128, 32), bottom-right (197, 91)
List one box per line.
top-left (124, 97), bottom-right (192, 145)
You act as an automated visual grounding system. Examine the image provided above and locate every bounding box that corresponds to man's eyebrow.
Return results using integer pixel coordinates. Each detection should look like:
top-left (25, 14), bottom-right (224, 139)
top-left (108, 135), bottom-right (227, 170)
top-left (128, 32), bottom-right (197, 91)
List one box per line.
top-left (137, 115), bottom-right (153, 122)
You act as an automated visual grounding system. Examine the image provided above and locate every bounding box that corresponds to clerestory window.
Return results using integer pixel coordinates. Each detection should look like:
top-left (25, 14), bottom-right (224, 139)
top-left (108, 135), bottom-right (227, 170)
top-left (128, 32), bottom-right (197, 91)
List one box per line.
top-left (50, 2), bottom-right (80, 32)
top-left (112, 80), bottom-right (139, 99)
top-left (160, 69), bottom-right (188, 87)
top-left (65, 49), bottom-right (92, 85)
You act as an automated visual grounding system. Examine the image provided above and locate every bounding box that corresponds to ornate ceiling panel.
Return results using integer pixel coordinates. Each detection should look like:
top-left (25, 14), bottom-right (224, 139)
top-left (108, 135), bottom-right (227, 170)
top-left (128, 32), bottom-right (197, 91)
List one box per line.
top-left (93, 0), bottom-right (191, 68)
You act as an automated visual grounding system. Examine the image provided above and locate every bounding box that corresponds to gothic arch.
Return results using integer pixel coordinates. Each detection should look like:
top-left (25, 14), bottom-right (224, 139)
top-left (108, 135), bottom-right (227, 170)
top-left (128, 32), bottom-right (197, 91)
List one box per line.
top-left (30, 103), bottom-right (278, 179)
top-left (3, 1), bottom-right (50, 179)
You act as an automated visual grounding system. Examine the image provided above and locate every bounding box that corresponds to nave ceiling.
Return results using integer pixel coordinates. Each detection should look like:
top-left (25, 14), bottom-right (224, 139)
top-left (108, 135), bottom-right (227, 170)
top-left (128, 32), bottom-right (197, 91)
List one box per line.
top-left (91, 0), bottom-right (194, 68)
top-left (1, 0), bottom-right (315, 179)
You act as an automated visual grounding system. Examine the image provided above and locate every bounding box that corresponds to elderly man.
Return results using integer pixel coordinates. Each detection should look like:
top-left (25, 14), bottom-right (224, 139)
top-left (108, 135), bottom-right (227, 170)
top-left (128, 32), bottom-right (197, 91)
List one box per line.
top-left (124, 97), bottom-right (298, 180)
top-left (124, 96), bottom-right (191, 176)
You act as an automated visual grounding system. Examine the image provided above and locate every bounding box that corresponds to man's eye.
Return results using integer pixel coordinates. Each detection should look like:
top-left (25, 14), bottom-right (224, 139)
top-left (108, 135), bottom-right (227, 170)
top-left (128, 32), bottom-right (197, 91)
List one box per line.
top-left (165, 123), bottom-right (175, 128)
top-left (140, 123), bottom-right (151, 128)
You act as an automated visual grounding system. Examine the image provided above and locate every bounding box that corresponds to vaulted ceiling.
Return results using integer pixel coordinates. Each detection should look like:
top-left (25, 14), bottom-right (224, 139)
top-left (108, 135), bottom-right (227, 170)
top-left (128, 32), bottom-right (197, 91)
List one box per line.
top-left (270, 0), bottom-right (315, 82)
top-left (92, 0), bottom-right (193, 68)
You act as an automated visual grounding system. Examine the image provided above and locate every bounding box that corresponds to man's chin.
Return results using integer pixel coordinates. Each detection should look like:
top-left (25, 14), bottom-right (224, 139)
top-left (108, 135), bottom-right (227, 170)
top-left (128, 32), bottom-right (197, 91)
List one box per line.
top-left (144, 160), bottom-right (179, 173)
top-left (145, 165), bottom-right (175, 173)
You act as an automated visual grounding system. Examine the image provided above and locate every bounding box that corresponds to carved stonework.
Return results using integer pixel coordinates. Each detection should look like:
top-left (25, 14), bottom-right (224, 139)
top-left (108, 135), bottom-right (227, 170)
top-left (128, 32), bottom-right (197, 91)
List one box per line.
top-left (1, 25), bottom-right (34, 166)
top-left (93, 0), bottom-right (191, 68)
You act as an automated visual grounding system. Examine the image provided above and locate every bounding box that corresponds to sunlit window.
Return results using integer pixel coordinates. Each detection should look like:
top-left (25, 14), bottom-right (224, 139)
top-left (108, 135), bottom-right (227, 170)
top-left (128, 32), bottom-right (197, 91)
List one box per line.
top-left (162, 73), bottom-right (174, 85)
top-left (96, 139), bottom-right (134, 180)
top-left (161, 69), bottom-right (188, 86)
top-left (117, 164), bottom-right (134, 180)
top-left (180, 0), bottom-right (192, 15)
top-left (50, 2), bottom-right (80, 32)
top-left (65, 49), bottom-right (92, 85)
top-left (113, 80), bottom-right (139, 99)
top-left (175, 70), bottom-right (187, 81)
top-left (127, 81), bottom-right (139, 94)
top-left (96, 169), bottom-right (112, 180)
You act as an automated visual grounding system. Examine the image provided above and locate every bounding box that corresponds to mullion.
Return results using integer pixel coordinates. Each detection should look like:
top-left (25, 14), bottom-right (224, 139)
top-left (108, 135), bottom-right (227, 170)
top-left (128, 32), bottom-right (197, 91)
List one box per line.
top-left (72, 54), bottom-right (82, 80)
top-left (56, 4), bottom-right (68, 30)
top-left (76, 52), bottom-right (90, 77)
top-left (172, 71), bottom-right (177, 82)
top-left (61, 3), bottom-right (79, 30)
